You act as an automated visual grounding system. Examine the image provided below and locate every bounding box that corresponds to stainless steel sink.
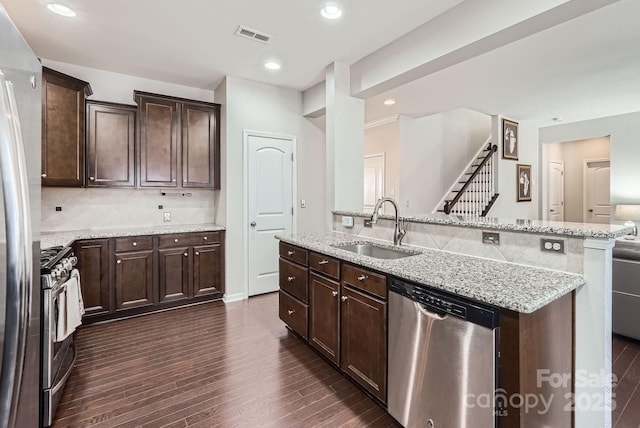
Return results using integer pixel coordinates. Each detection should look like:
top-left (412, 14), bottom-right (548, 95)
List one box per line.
top-left (332, 243), bottom-right (420, 260)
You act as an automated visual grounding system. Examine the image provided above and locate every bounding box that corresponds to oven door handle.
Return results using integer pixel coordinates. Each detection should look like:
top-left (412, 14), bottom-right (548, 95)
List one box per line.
top-left (0, 72), bottom-right (33, 428)
top-left (50, 342), bottom-right (77, 396)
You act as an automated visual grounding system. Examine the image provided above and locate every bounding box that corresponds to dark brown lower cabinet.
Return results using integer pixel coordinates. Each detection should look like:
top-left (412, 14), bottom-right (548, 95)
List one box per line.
top-left (309, 272), bottom-right (341, 365)
top-left (340, 285), bottom-right (387, 402)
top-left (158, 247), bottom-right (190, 302)
top-left (114, 250), bottom-right (155, 310)
top-left (193, 244), bottom-right (223, 297)
top-left (73, 239), bottom-right (110, 316)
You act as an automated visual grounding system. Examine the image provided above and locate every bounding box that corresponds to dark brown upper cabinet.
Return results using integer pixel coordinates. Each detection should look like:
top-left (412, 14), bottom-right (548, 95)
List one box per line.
top-left (86, 101), bottom-right (136, 187)
top-left (41, 67), bottom-right (92, 187)
top-left (134, 91), bottom-right (220, 189)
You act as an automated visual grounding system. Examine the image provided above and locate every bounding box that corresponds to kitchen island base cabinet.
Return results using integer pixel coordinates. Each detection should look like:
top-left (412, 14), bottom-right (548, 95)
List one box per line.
top-left (309, 273), bottom-right (340, 365)
top-left (279, 291), bottom-right (308, 339)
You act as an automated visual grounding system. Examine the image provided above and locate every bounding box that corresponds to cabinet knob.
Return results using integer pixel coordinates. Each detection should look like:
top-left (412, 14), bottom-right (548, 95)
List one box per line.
top-left (318, 260), bottom-right (329, 265)
top-left (332, 291), bottom-right (338, 297)
top-left (341, 296), bottom-right (348, 302)
top-left (357, 275), bottom-right (366, 281)
top-left (287, 276), bottom-right (295, 282)
top-left (89, 176), bottom-right (95, 180)
top-left (172, 179), bottom-right (176, 182)
top-left (132, 242), bottom-right (137, 247)
top-left (41, 173), bottom-right (47, 178)
top-left (116, 260), bottom-right (121, 264)
top-left (195, 252), bottom-right (200, 256)
top-left (287, 250), bottom-right (294, 256)
top-left (174, 238), bottom-right (179, 243)
top-left (250, 221), bottom-right (257, 227)
top-left (287, 309), bottom-right (295, 316)
top-left (203, 236), bottom-right (208, 241)
top-left (184, 253), bottom-right (188, 257)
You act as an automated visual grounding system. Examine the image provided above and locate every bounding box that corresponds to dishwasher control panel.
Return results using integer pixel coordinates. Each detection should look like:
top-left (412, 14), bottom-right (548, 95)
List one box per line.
top-left (390, 278), bottom-right (499, 329)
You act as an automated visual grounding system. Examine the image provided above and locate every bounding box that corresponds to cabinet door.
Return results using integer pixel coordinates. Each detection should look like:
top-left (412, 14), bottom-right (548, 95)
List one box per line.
top-left (193, 244), bottom-right (223, 297)
top-left (309, 273), bottom-right (341, 365)
top-left (158, 247), bottom-right (191, 302)
top-left (42, 67), bottom-right (91, 187)
top-left (137, 94), bottom-right (179, 187)
top-left (182, 102), bottom-right (220, 189)
top-left (73, 239), bottom-right (110, 316)
top-left (114, 250), bottom-right (155, 310)
top-left (86, 101), bottom-right (136, 187)
top-left (340, 285), bottom-right (387, 402)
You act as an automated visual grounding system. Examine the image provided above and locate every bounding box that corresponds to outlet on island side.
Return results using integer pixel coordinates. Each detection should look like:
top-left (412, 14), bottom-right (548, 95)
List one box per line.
top-left (163, 212), bottom-right (171, 222)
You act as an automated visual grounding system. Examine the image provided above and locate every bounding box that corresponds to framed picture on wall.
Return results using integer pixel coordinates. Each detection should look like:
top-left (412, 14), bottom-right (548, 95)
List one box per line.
top-left (502, 119), bottom-right (519, 160)
top-left (517, 164), bottom-right (532, 202)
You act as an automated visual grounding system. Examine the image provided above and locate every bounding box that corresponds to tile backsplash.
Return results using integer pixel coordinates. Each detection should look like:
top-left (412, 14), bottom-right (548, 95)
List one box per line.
top-left (42, 188), bottom-right (216, 232)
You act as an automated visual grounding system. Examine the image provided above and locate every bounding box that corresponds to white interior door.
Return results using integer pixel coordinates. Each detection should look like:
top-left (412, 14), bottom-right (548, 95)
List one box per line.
top-left (247, 133), bottom-right (294, 296)
top-left (548, 160), bottom-right (565, 221)
top-left (364, 153), bottom-right (385, 212)
top-left (584, 160), bottom-right (610, 224)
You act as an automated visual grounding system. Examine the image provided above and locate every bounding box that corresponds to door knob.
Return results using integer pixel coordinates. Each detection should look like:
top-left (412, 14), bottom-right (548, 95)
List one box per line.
top-left (589, 209), bottom-right (594, 213)
top-left (250, 221), bottom-right (257, 227)
top-left (550, 209), bottom-right (555, 213)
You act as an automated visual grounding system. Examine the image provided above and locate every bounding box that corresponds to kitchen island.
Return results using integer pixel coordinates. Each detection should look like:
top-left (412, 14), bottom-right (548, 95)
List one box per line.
top-left (280, 214), bottom-right (632, 428)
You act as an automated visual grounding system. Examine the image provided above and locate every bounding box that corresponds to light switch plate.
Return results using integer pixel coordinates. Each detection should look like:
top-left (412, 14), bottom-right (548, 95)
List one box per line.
top-left (341, 216), bottom-right (354, 228)
top-left (163, 212), bottom-right (171, 222)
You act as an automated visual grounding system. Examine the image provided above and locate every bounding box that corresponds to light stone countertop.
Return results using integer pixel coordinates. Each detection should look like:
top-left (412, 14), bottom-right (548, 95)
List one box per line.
top-left (41, 223), bottom-right (225, 249)
top-left (277, 232), bottom-right (586, 314)
top-left (333, 210), bottom-right (634, 239)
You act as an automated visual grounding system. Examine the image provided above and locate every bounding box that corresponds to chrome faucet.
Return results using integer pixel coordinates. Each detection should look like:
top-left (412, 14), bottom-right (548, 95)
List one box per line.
top-left (369, 197), bottom-right (407, 246)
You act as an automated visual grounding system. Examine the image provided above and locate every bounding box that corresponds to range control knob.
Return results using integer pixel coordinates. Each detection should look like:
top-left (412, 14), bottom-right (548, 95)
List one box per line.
top-left (69, 256), bottom-right (78, 266)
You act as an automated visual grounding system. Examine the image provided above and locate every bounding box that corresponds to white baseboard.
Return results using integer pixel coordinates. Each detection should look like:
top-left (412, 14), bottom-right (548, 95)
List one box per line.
top-left (223, 293), bottom-right (245, 304)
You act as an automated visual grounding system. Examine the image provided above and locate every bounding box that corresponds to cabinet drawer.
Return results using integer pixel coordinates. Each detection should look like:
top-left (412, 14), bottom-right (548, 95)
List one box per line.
top-left (342, 264), bottom-right (387, 300)
top-left (279, 242), bottom-right (308, 266)
top-left (279, 259), bottom-right (308, 303)
top-left (114, 236), bottom-right (153, 252)
top-left (309, 252), bottom-right (340, 280)
top-left (158, 231), bottom-right (220, 248)
top-left (279, 290), bottom-right (308, 339)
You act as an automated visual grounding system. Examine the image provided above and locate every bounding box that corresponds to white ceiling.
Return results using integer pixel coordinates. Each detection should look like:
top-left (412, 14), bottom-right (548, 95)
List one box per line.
top-left (2, 0), bottom-right (639, 125)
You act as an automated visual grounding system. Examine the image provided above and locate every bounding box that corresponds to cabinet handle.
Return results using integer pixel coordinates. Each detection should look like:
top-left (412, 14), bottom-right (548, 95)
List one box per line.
top-left (341, 296), bottom-right (348, 302)
top-left (195, 252), bottom-right (200, 256)
top-left (287, 309), bottom-right (295, 315)
top-left (318, 260), bottom-right (329, 265)
top-left (116, 260), bottom-right (121, 264)
top-left (184, 253), bottom-right (188, 257)
top-left (332, 291), bottom-right (338, 297)
top-left (287, 276), bottom-right (295, 282)
top-left (132, 242), bottom-right (137, 247)
top-left (357, 275), bottom-right (366, 281)
top-left (287, 250), bottom-right (294, 256)
top-left (174, 238), bottom-right (179, 243)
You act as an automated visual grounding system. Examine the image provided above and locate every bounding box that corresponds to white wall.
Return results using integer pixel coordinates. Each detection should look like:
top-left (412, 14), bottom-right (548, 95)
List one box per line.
top-left (398, 108), bottom-right (491, 214)
top-left (42, 59), bottom-right (214, 104)
top-left (489, 116), bottom-right (540, 219)
top-left (364, 121), bottom-right (400, 201)
top-left (217, 76), bottom-right (326, 300)
top-left (540, 112), bottom-right (640, 220)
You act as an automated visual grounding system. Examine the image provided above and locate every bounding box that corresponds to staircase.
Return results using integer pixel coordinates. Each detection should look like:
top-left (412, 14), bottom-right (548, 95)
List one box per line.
top-left (435, 142), bottom-right (499, 217)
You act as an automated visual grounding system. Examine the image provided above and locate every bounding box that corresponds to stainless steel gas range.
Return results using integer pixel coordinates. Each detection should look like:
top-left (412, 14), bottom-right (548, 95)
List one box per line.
top-left (40, 246), bottom-right (80, 427)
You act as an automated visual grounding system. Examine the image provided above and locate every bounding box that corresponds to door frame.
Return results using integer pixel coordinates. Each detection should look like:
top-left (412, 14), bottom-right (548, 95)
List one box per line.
top-left (243, 129), bottom-right (297, 299)
top-left (582, 157), bottom-right (610, 223)
top-left (363, 152), bottom-right (385, 211)
top-left (546, 159), bottom-right (564, 221)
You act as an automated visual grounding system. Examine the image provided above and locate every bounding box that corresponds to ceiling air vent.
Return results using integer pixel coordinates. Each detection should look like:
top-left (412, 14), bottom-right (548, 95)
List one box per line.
top-left (235, 26), bottom-right (271, 44)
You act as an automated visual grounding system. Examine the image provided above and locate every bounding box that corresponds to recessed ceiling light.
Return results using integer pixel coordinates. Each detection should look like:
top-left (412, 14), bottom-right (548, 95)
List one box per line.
top-left (383, 98), bottom-right (396, 106)
top-left (321, 4), bottom-right (343, 20)
top-left (264, 61), bottom-right (281, 70)
top-left (47, 3), bottom-right (76, 17)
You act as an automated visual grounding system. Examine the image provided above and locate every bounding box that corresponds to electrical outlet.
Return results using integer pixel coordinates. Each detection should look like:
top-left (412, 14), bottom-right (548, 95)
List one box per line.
top-left (55, 206), bottom-right (62, 212)
top-left (541, 238), bottom-right (565, 253)
top-left (163, 212), bottom-right (171, 222)
top-left (482, 231), bottom-right (500, 245)
top-left (364, 219), bottom-right (373, 228)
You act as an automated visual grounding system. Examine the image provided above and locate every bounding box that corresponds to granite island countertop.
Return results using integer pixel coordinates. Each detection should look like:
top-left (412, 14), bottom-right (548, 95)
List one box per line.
top-left (41, 223), bottom-right (225, 248)
top-left (277, 232), bottom-right (586, 314)
top-left (333, 210), bottom-right (634, 239)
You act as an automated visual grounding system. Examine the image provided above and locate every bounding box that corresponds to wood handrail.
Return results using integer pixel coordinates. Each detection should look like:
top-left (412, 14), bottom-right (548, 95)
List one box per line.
top-left (444, 144), bottom-right (497, 214)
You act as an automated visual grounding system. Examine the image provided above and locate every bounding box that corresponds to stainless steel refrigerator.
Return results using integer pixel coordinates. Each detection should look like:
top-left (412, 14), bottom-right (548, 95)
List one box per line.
top-left (0, 4), bottom-right (42, 428)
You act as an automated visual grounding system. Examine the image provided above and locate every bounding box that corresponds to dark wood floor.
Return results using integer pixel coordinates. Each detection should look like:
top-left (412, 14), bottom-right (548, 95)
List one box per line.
top-left (53, 293), bottom-right (398, 428)
top-left (613, 334), bottom-right (640, 428)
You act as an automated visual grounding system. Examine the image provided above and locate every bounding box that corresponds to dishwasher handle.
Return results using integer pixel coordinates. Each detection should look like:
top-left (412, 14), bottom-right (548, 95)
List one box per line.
top-left (416, 301), bottom-right (447, 320)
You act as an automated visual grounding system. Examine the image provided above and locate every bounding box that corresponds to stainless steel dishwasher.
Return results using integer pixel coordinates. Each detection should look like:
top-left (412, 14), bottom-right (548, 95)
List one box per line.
top-left (613, 240), bottom-right (640, 340)
top-left (388, 278), bottom-right (499, 428)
